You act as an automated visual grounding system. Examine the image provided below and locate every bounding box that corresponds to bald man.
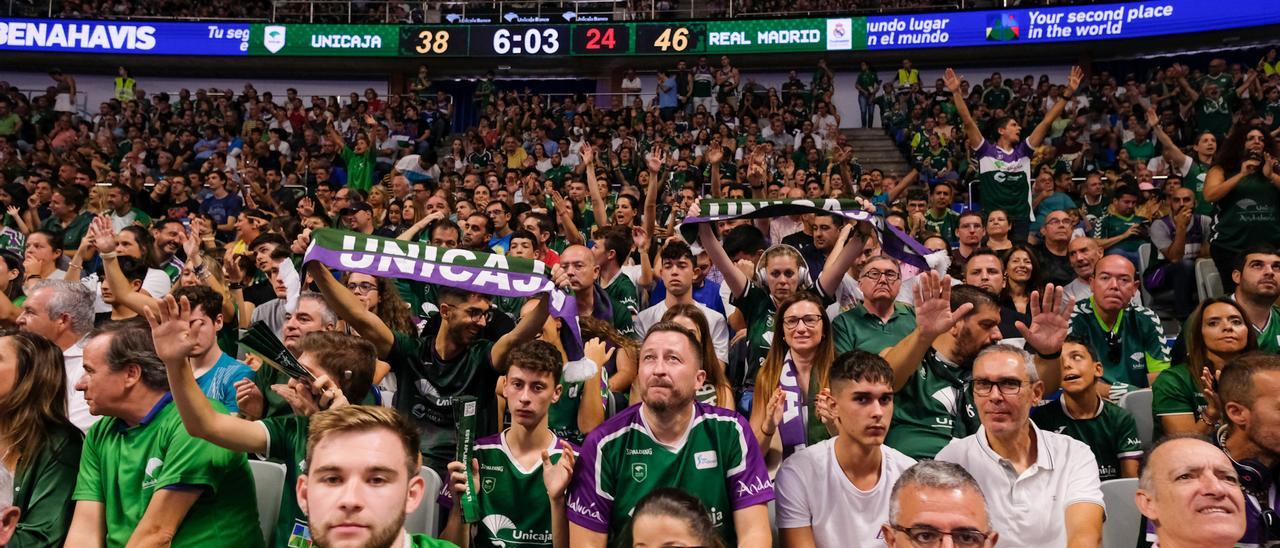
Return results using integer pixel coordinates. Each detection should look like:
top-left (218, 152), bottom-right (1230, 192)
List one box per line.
top-left (1138, 436), bottom-right (1245, 548)
top-left (1068, 255), bottom-right (1170, 400)
top-left (556, 245), bottom-right (634, 337)
top-left (1150, 187), bottom-right (1213, 317)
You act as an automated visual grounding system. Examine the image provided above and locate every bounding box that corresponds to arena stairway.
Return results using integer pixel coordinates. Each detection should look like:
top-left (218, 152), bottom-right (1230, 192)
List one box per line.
top-left (842, 127), bottom-right (914, 178)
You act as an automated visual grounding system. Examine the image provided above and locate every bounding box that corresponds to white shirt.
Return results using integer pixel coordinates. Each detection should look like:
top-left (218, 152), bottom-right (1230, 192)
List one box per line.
top-left (936, 424), bottom-right (1105, 548)
top-left (775, 439), bottom-right (916, 546)
top-left (635, 300), bottom-right (730, 365)
top-left (64, 336), bottom-right (96, 431)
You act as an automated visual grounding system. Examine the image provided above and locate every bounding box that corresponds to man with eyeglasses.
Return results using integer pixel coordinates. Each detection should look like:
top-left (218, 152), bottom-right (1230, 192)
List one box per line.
top-left (937, 344), bottom-right (1105, 547)
top-left (880, 274), bottom-right (1070, 460)
top-left (1068, 255), bottom-right (1169, 400)
top-left (833, 256), bottom-right (915, 355)
top-left (1033, 209), bottom-right (1077, 286)
top-left (947, 212), bottom-right (985, 279)
top-left (1137, 436), bottom-right (1246, 548)
top-left (882, 460), bottom-right (998, 548)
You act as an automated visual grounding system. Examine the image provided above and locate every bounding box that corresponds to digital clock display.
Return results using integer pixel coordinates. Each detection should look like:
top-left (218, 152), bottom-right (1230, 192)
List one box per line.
top-left (471, 25), bottom-right (567, 55)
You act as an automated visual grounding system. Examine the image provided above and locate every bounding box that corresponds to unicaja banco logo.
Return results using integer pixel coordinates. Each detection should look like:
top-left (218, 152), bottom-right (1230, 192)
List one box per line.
top-left (263, 25), bottom-right (287, 53)
top-left (142, 457), bottom-right (164, 489)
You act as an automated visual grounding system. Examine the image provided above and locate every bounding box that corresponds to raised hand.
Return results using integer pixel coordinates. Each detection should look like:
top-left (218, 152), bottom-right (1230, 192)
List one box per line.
top-left (311, 373), bottom-right (350, 410)
top-left (88, 215), bottom-right (117, 254)
top-left (542, 440), bottom-right (576, 502)
top-left (1200, 366), bottom-right (1222, 426)
top-left (645, 147), bottom-right (665, 173)
top-left (223, 247), bottom-right (244, 284)
top-left (144, 295), bottom-right (199, 366)
top-left (446, 458), bottom-right (480, 501)
top-left (913, 271), bottom-right (971, 341)
top-left (234, 378), bottom-right (265, 420)
top-left (584, 337), bottom-right (617, 368)
top-left (632, 225), bottom-right (649, 254)
top-left (943, 68), bottom-right (963, 94)
top-left (1016, 284), bottom-right (1071, 357)
top-left (272, 378), bottom-right (322, 417)
top-left (815, 387), bottom-right (839, 436)
top-left (1144, 106), bottom-right (1160, 129)
top-left (1066, 65), bottom-right (1085, 95)
top-left (580, 143), bottom-right (595, 166)
top-left (705, 146), bottom-right (724, 165)
top-left (762, 388), bottom-right (785, 437)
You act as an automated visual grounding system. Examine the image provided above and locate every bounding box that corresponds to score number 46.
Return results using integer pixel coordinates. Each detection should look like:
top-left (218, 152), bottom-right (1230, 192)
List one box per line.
top-left (653, 27), bottom-right (689, 52)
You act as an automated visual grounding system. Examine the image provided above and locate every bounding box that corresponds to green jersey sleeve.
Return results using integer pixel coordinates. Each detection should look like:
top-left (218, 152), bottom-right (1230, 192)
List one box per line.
top-left (72, 422), bottom-right (106, 503)
top-left (154, 402), bottom-right (243, 492)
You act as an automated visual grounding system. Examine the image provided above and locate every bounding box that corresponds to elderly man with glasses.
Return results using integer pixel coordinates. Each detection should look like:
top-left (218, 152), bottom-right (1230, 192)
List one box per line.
top-left (937, 343), bottom-right (1105, 547)
top-left (833, 255), bottom-right (916, 355)
top-left (1067, 254), bottom-right (1170, 401)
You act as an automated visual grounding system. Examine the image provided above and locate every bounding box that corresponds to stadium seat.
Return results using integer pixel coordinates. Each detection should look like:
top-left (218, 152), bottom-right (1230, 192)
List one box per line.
top-left (1119, 389), bottom-right (1154, 451)
top-left (1100, 478), bottom-right (1141, 548)
top-left (405, 466), bottom-right (444, 537)
top-left (1137, 243), bottom-right (1152, 305)
top-left (248, 460), bottom-right (287, 545)
top-left (1195, 259), bottom-right (1224, 301)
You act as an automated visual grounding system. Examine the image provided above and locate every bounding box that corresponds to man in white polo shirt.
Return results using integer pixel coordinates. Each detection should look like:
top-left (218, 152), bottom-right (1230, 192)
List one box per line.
top-left (936, 343), bottom-right (1104, 547)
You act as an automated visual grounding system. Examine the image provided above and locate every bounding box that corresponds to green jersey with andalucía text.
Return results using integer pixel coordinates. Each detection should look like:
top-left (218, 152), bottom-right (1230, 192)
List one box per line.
top-left (566, 402), bottom-right (773, 547)
top-left (1031, 398), bottom-right (1143, 481)
top-left (973, 139), bottom-right (1035, 221)
top-left (439, 431), bottom-right (574, 547)
top-left (1067, 297), bottom-right (1170, 396)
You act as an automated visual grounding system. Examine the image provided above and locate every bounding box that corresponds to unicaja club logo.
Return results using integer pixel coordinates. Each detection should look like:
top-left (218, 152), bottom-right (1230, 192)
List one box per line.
top-left (264, 25), bottom-right (287, 53)
top-left (142, 458), bottom-right (164, 489)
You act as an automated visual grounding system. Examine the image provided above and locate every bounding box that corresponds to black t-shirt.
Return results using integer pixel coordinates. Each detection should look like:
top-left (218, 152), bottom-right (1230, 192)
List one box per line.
top-left (1032, 242), bottom-right (1075, 287)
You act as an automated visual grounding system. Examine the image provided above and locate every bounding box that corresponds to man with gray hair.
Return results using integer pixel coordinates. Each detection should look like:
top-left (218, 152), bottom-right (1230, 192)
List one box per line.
top-left (65, 322), bottom-right (264, 547)
top-left (16, 278), bottom-right (96, 430)
top-left (0, 466), bottom-right (18, 547)
top-left (882, 460), bottom-right (997, 547)
top-left (936, 343), bottom-right (1105, 547)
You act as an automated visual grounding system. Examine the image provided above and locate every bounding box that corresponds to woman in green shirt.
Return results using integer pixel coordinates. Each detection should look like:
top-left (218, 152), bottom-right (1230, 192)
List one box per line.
top-left (0, 330), bottom-right (83, 547)
top-left (1151, 297), bottom-right (1256, 439)
top-left (1204, 124), bottom-right (1280, 293)
top-left (856, 61), bottom-right (881, 128)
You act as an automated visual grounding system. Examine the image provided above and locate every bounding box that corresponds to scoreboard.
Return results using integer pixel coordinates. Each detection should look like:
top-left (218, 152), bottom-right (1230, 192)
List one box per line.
top-left (5, 1), bottom-right (1280, 57)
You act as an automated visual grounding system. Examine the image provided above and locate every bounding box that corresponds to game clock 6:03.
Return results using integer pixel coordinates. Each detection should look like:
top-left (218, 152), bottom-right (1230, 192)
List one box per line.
top-left (471, 25), bottom-right (566, 55)
top-left (398, 26), bottom-right (467, 56)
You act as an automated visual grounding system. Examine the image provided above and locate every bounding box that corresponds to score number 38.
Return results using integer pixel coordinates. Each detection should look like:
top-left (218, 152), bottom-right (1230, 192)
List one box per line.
top-left (415, 29), bottom-right (451, 54)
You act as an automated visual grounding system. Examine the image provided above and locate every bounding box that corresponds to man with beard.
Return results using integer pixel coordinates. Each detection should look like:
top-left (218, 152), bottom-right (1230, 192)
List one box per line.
top-left (880, 274), bottom-right (1069, 459)
top-left (150, 218), bottom-right (185, 284)
top-left (385, 285), bottom-right (549, 481)
top-left (782, 212), bottom-right (844, 281)
top-left (936, 344), bottom-right (1104, 546)
top-left (298, 406), bottom-right (457, 548)
top-left (1230, 247), bottom-right (1280, 353)
top-left (1067, 255), bottom-right (1169, 400)
top-left (947, 212), bottom-right (985, 279)
top-left (568, 322), bottom-right (773, 546)
top-left (1203, 353), bottom-right (1280, 546)
top-left (462, 212), bottom-right (498, 253)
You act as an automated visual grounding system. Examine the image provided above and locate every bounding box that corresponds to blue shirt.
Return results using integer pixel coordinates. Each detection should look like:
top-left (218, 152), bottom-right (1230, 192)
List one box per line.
top-left (649, 278), bottom-right (727, 317)
top-left (196, 352), bottom-right (255, 413)
top-left (658, 79), bottom-right (678, 108)
top-left (488, 232), bottom-right (513, 255)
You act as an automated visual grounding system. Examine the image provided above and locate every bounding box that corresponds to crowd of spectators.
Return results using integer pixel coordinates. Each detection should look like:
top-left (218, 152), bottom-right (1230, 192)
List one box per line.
top-left (1, 43), bottom-right (1280, 548)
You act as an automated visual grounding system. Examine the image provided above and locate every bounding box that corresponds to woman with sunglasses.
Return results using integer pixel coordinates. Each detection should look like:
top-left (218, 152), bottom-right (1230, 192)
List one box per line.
top-left (751, 293), bottom-right (838, 470)
top-left (1152, 297), bottom-right (1257, 438)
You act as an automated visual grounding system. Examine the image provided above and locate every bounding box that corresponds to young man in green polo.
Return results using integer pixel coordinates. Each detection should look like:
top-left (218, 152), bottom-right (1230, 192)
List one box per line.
top-left (147, 294), bottom-right (377, 547)
top-left (64, 321), bottom-right (263, 547)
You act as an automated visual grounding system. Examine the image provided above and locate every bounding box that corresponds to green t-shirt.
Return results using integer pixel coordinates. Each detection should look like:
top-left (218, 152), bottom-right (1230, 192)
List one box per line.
top-left (1082, 195), bottom-right (1111, 221)
top-left (1093, 212), bottom-right (1146, 253)
top-left (442, 432), bottom-right (569, 547)
top-left (340, 144), bottom-right (377, 192)
top-left (1180, 159), bottom-right (1215, 216)
top-left (260, 414), bottom-right (310, 547)
top-left (924, 208), bottom-right (960, 245)
top-left (1031, 398), bottom-right (1143, 481)
top-left (409, 533), bottom-right (459, 547)
top-left (1151, 363), bottom-right (1207, 441)
top-left (982, 86), bottom-right (1013, 110)
top-left (548, 375), bottom-right (608, 446)
top-left (603, 273), bottom-right (640, 339)
top-left (1255, 305), bottom-right (1280, 354)
top-left (1122, 139), bottom-right (1156, 165)
top-left (832, 302), bottom-right (916, 356)
top-left (72, 396), bottom-right (264, 548)
top-left (1066, 298), bottom-right (1170, 395)
top-left (1210, 171), bottom-right (1280, 253)
top-left (40, 211), bottom-right (95, 251)
top-left (856, 71), bottom-right (880, 93)
top-left (12, 423), bottom-right (82, 547)
top-left (731, 285), bottom-right (779, 387)
top-left (388, 331), bottom-right (500, 476)
top-left (885, 350), bottom-right (980, 460)
top-left (1194, 96), bottom-right (1233, 138)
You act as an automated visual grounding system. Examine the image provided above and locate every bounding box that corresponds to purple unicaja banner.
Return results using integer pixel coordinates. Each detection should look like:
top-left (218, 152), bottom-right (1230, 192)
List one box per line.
top-left (679, 198), bottom-right (874, 243)
top-left (303, 228), bottom-right (583, 359)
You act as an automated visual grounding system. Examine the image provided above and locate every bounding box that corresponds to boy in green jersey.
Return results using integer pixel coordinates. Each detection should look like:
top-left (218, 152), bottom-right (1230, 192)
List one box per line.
top-left (1031, 337), bottom-right (1143, 481)
top-left (147, 294), bottom-right (377, 548)
top-left (441, 339), bottom-right (598, 548)
top-left (65, 322), bottom-right (264, 548)
top-left (301, 405), bottom-right (458, 548)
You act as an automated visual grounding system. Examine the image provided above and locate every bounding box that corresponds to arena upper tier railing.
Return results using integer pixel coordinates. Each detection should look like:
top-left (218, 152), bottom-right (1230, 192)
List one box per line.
top-left (2, 0), bottom-right (1143, 24)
